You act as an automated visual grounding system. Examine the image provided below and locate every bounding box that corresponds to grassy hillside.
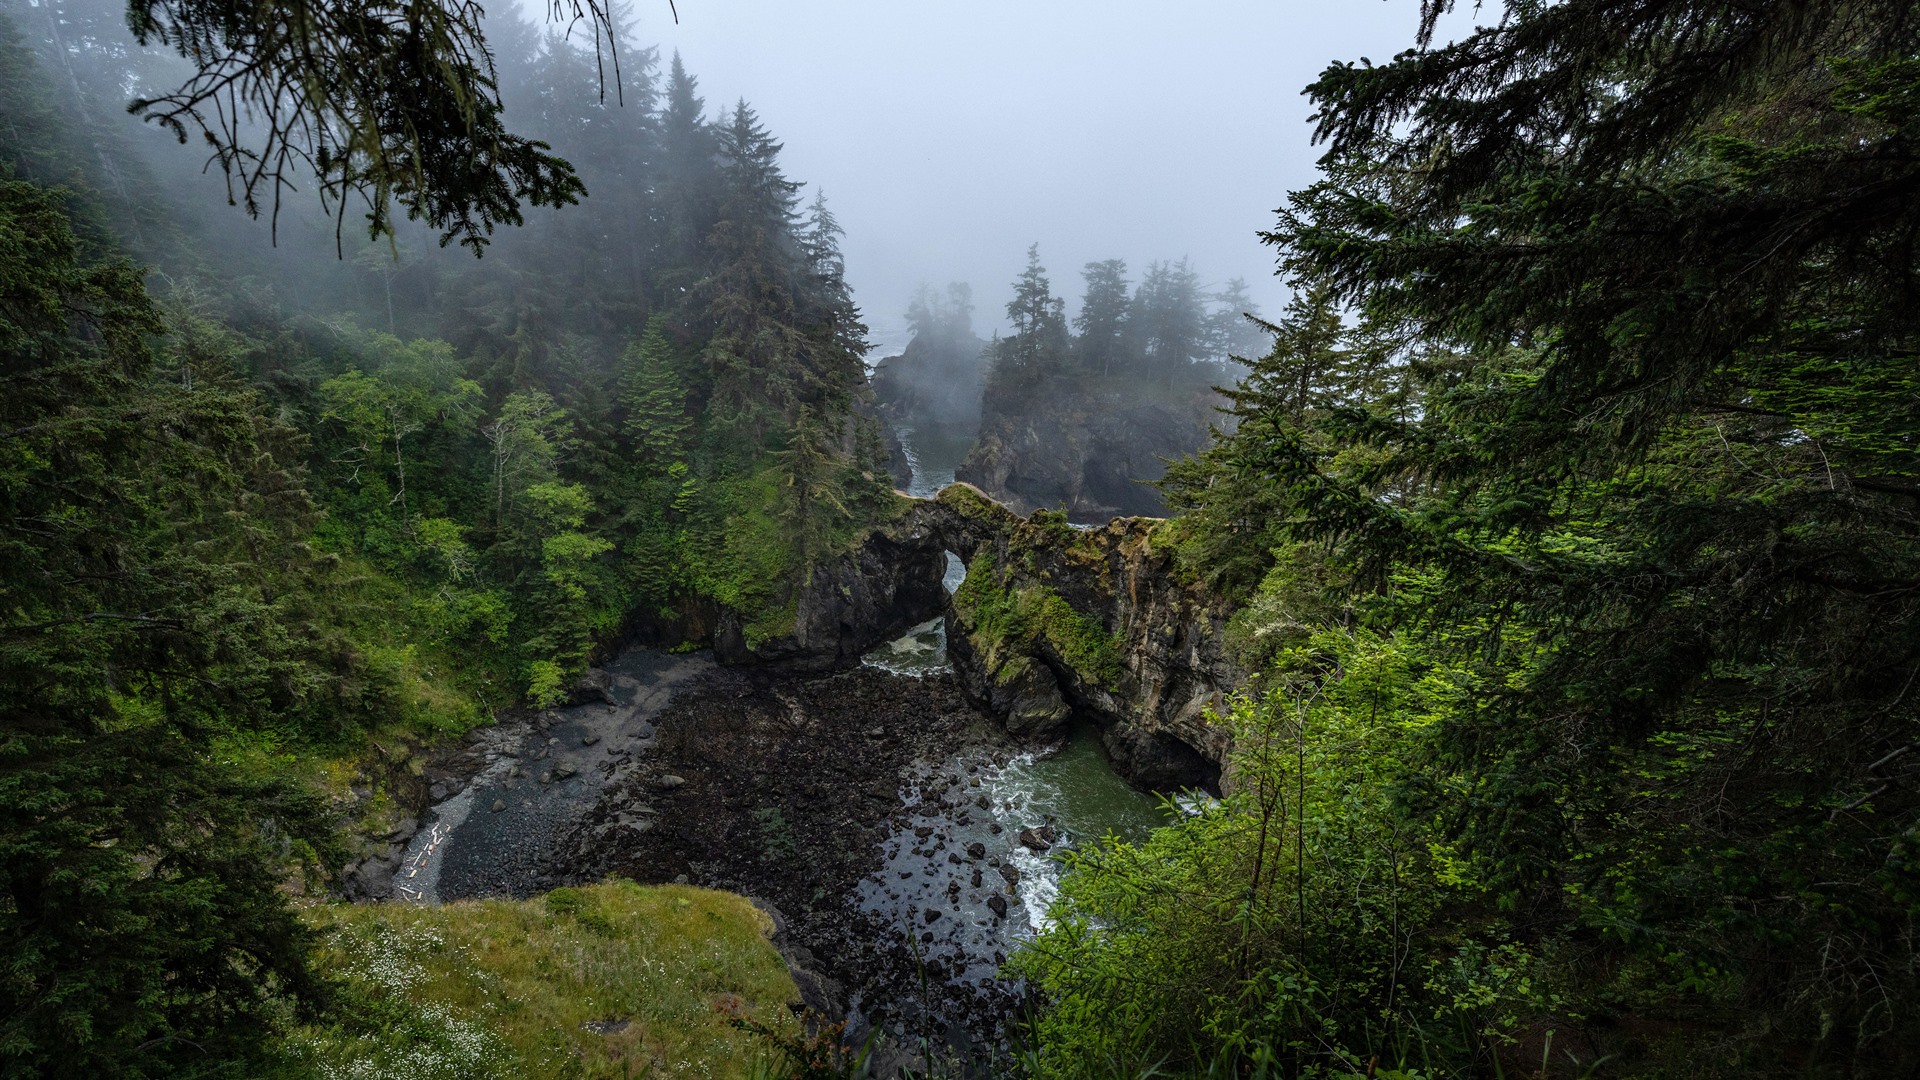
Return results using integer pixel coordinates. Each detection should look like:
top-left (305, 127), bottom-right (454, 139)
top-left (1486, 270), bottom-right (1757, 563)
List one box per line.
top-left (293, 883), bottom-right (801, 1079)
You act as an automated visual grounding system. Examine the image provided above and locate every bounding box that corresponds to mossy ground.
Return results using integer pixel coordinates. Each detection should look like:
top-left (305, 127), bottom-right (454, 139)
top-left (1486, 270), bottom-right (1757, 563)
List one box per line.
top-left (293, 882), bottom-right (800, 1079)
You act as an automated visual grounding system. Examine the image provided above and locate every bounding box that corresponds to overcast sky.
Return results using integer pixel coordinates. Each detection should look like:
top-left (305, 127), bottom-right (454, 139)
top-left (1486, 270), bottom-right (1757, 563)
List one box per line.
top-left (615, 1), bottom-right (1429, 352)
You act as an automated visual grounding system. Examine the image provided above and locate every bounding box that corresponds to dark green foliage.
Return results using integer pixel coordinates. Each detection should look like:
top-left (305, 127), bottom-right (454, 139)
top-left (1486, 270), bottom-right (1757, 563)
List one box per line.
top-left (1147, 0), bottom-right (1920, 1071)
top-left (1160, 282), bottom-right (1402, 599)
top-left (126, 0), bottom-right (599, 251)
top-left (0, 178), bottom-right (334, 1077)
top-left (0, 12), bottom-right (896, 1074)
top-left (621, 315), bottom-right (692, 467)
top-left (1016, 630), bottom-right (1525, 1079)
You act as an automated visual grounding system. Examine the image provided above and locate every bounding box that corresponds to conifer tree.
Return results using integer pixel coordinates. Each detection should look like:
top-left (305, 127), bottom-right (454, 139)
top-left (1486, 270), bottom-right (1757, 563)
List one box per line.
top-left (700, 99), bottom-right (809, 435)
top-left (1073, 258), bottom-right (1131, 377)
top-left (990, 243), bottom-right (1069, 390)
top-left (1129, 257), bottom-right (1208, 388)
top-left (0, 178), bottom-right (334, 1077)
top-left (1225, 0), bottom-right (1920, 1062)
top-left (801, 189), bottom-right (869, 361)
top-left (655, 51), bottom-right (718, 280)
top-left (1206, 276), bottom-right (1268, 363)
top-left (619, 315), bottom-right (690, 467)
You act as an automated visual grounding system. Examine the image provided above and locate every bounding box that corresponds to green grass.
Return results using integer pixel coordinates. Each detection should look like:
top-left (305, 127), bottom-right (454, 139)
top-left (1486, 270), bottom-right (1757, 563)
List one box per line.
top-left (294, 882), bottom-right (801, 1079)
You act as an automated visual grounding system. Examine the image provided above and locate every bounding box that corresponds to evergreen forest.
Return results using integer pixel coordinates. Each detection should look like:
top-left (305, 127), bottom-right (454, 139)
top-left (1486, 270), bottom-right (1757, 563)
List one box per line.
top-left (3, 0), bottom-right (1918, 1077)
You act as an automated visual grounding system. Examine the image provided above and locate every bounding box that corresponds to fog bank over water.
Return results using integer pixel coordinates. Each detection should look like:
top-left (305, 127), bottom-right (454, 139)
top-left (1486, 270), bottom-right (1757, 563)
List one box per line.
top-left (596, 1), bottom-right (1429, 336)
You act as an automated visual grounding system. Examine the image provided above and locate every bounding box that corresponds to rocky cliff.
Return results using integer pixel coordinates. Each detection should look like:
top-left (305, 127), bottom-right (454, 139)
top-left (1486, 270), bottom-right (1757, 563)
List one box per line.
top-left (704, 485), bottom-right (1240, 792)
top-left (712, 505), bottom-right (949, 672)
top-left (956, 375), bottom-right (1222, 522)
top-left (915, 485), bottom-right (1238, 791)
top-left (871, 329), bottom-right (986, 440)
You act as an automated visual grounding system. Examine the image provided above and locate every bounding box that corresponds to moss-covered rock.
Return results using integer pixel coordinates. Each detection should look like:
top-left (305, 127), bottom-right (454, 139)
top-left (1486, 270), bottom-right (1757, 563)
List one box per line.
top-left (712, 494), bottom-right (948, 671)
top-left (940, 496), bottom-right (1237, 792)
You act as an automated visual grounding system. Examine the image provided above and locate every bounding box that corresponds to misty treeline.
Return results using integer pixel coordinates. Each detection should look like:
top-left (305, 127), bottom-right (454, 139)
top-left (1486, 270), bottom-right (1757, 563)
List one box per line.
top-left (877, 246), bottom-right (1269, 439)
top-left (992, 244), bottom-right (1267, 393)
top-left (5, 0), bottom-right (895, 696)
top-left (0, 0), bottom-right (897, 1072)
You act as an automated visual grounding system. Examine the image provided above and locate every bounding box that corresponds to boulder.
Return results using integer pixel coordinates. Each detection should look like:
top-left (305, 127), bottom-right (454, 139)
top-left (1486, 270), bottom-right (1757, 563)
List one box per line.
top-left (567, 667), bottom-right (616, 706)
top-left (1017, 825), bottom-right (1056, 852)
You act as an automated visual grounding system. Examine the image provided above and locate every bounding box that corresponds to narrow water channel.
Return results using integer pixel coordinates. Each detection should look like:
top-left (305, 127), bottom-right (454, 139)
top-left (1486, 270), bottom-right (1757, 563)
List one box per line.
top-left (860, 423), bottom-right (1168, 956)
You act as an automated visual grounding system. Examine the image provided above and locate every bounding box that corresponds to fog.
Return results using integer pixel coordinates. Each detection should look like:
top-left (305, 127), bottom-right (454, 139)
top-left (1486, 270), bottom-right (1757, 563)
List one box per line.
top-left (584, 0), bottom-right (1430, 349)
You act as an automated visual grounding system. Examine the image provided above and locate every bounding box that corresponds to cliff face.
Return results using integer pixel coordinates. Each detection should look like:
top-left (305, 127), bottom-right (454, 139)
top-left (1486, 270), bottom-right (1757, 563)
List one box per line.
top-left (871, 330), bottom-right (986, 439)
top-left (922, 485), bottom-right (1237, 792)
top-left (712, 508), bottom-right (949, 672)
top-left (705, 486), bottom-right (1240, 793)
top-left (956, 376), bottom-right (1220, 522)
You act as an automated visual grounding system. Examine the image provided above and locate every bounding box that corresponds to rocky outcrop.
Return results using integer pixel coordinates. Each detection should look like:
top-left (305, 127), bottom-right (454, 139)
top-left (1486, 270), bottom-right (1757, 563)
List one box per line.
top-left (712, 507), bottom-right (949, 672)
top-left (916, 484), bottom-right (1238, 791)
top-left (957, 375), bottom-right (1223, 522)
top-left (705, 483), bottom-right (1239, 790)
top-left (871, 325), bottom-right (986, 438)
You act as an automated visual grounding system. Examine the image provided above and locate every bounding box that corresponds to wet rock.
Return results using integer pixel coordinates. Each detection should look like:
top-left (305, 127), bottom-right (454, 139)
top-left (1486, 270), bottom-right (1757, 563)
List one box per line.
top-left (581, 733), bottom-right (600, 746)
top-left (987, 894), bottom-right (1008, 919)
top-left (1017, 825), bottom-right (1057, 851)
top-left (656, 774), bottom-right (686, 790)
top-left (491, 799), bottom-right (506, 813)
top-left (924, 908), bottom-right (943, 924)
top-left (965, 842), bottom-right (986, 860)
top-left (999, 863), bottom-right (1021, 887)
